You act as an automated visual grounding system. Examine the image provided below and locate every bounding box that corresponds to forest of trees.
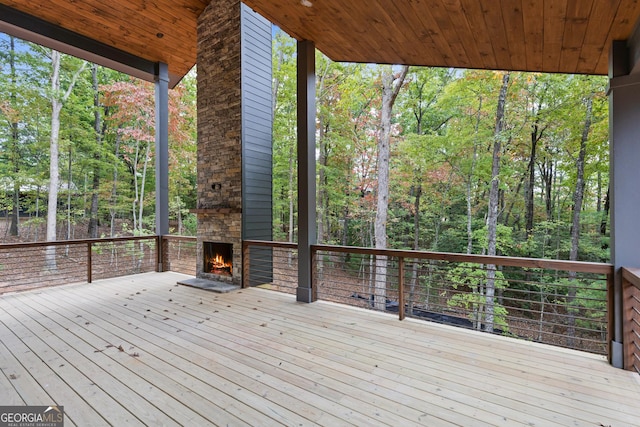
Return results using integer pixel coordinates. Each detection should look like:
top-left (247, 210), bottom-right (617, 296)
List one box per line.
top-left (0, 34), bottom-right (198, 242)
top-left (273, 32), bottom-right (610, 267)
top-left (1, 30), bottom-right (610, 268)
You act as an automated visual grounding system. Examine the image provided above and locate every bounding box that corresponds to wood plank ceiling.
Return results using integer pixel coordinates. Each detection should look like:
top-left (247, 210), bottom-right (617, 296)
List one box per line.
top-left (1, 0), bottom-right (640, 78)
top-left (244, 0), bottom-right (640, 75)
top-left (0, 0), bottom-right (210, 82)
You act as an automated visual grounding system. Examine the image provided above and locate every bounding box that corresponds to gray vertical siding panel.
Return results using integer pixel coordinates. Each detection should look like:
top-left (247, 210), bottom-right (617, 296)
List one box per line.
top-left (241, 4), bottom-right (273, 285)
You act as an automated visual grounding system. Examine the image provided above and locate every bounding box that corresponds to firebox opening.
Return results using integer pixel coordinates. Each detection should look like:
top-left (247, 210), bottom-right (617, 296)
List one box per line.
top-left (203, 242), bottom-right (233, 276)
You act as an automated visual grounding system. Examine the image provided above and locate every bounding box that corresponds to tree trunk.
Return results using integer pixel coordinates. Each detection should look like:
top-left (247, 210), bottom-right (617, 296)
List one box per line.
top-left (317, 120), bottom-right (328, 282)
top-left (110, 133), bottom-right (121, 237)
top-left (138, 142), bottom-right (151, 234)
top-left (600, 186), bottom-right (610, 236)
top-left (567, 94), bottom-right (593, 346)
top-left (596, 169), bottom-right (602, 213)
top-left (408, 183), bottom-right (421, 315)
top-left (88, 64), bottom-right (101, 238)
top-left (317, 63), bottom-right (329, 245)
top-left (503, 172), bottom-right (524, 228)
top-left (317, 122), bottom-right (328, 244)
top-left (66, 145), bottom-right (72, 240)
top-left (525, 120), bottom-right (541, 240)
top-left (9, 36), bottom-right (19, 237)
top-left (541, 155), bottom-right (554, 221)
top-left (485, 71), bottom-right (510, 332)
top-left (34, 186), bottom-right (40, 241)
top-left (467, 96), bottom-right (482, 254)
top-left (374, 65), bottom-right (409, 311)
top-left (45, 51), bottom-right (86, 267)
top-left (287, 144), bottom-right (295, 266)
top-left (45, 51), bottom-right (64, 268)
top-left (288, 145), bottom-right (295, 243)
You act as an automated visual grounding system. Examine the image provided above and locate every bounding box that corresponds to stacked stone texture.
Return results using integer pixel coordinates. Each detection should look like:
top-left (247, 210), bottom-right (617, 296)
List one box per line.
top-left (196, 0), bottom-right (243, 285)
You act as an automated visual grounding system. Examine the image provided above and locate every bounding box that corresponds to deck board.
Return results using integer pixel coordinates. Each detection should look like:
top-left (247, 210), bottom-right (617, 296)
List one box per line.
top-left (1, 272), bottom-right (639, 426)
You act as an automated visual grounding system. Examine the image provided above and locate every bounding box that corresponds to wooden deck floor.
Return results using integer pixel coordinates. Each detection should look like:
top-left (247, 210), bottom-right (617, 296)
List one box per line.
top-left (0, 272), bottom-right (638, 426)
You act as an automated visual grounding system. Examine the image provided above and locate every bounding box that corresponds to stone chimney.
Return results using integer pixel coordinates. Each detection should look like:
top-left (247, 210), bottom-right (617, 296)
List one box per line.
top-left (195, 0), bottom-right (272, 286)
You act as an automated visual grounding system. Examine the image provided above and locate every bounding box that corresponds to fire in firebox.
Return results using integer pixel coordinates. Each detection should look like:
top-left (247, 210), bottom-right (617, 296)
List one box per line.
top-left (209, 254), bottom-right (232, 275)
top-left (203, 242), bottom-right (233, 276)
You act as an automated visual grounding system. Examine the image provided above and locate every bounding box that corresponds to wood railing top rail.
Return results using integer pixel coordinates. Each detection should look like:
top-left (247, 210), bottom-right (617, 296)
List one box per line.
top-left (0, 235), bottom-right (158, 250)
top-left (622, 268), bottom-right (640, 290)
top-left (243, 239), bottom-right (298, 250)
top-left (312, 244), bottom-right (614, 275)
top-left (162, 235), bottom-right (197, 242)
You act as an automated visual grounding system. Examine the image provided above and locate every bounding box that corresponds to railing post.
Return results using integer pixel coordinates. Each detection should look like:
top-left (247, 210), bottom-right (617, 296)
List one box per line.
top-left (310, 245), bottom-right (318, 302)
top-left (398, 257), bottom-right (405, 321)
top-left (87, 242), bottom-right (92, 283)
top-left (156, 235), bottom-right (164, 272)
top-left (242, 242), bottom-right (250, 289)
top-left (607, 272), bottom-right (614, 364)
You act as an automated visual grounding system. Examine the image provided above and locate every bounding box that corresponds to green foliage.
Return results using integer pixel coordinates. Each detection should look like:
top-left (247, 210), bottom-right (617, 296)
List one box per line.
top-left (181, 213), bottom-right (197, 236)
top-left (446, 263), bottom-right (509, 331)
top-left (472, 224), bottom-right (515, 254)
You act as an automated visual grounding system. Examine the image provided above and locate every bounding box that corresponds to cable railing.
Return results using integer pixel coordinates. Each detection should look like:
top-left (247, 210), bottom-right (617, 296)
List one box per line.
top-left (1, 237), bottom-right (632, 367)
top-left (242, 240), bottom-right (614, 356)
top-left (0, 236), bottom-right (158, 294)
top-left (242, 240), bottom-right (297, 292)
top-left (162, 235), bottom-right (197, 276)
top-left (313, 245), bottom-right (613, 355)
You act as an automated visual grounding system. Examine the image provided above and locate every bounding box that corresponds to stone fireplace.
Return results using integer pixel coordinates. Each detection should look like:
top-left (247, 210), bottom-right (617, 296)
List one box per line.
top-left (193, 0), bottom-right (272, 288)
